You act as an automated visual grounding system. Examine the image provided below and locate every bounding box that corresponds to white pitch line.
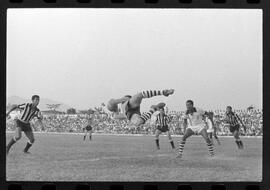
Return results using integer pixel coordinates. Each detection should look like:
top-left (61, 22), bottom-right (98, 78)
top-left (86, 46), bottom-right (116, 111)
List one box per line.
top-left (51, 153), bottom-right (171, 163)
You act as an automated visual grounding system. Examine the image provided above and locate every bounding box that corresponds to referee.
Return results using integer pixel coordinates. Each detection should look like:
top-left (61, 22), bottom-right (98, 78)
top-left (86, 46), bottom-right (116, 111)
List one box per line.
top-left (224, 106), bottom-right (246, 149)
top-left (154, 107), bottom-right (175, 150)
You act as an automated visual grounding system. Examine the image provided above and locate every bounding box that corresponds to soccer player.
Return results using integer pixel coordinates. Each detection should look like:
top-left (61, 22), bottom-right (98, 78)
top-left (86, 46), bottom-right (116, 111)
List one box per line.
top-left (154, 107), bottom-right (175, 150)
top-left (177, 100), bottom-right (214, 158)
top-left (107, 89), bottom-right (174, 127)
top-left (83, 118), bottom-right (93, 141)
top-left (6, 95), bottom-right (43, 154)
top-left (223, 106), bottom-right (246, 149)
top-left (205, 112), bottom-right (221, 145)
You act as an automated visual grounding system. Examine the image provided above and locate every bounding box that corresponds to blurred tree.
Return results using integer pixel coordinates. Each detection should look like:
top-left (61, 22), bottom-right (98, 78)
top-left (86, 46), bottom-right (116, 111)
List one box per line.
top-left (67, 108), bottom-right (76, 114)
top-left (47, 104), bottom-right (61, 111)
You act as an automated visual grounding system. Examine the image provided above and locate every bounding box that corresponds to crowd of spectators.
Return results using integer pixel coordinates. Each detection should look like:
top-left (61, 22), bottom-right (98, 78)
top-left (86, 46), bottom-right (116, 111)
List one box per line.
top-left (6, 109), bottom-right (263, 136)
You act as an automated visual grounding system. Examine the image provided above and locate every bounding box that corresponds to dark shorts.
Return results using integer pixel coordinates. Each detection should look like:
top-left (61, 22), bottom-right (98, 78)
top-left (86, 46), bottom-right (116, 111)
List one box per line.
top-left (85, 126), bottom-right (92, 131)
top-left (229, 124), bottom-right (240, 133)
top-left (16, 119), bottom-right (32, 132)
top-left (157, 125), bottom-right (169, 133)
top-left (125, 102), bottom-right (141, 120)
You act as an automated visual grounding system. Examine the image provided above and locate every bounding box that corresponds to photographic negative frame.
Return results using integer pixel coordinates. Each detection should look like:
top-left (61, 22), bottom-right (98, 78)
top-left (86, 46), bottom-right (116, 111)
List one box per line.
top-left (0, 0), bottom-right (268, 190)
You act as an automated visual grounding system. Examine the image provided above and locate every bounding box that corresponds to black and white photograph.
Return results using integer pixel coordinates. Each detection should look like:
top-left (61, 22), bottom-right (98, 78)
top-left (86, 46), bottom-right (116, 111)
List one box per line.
top-left (6, 8), bottom-right (262, 181)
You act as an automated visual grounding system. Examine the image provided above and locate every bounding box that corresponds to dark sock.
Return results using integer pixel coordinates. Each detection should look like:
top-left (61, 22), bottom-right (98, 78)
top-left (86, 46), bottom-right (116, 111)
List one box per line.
top-left (239, 140), bottom-right (244, 148)
top-left (83, 135), bottom-right (86, 140)
top-left (170, 141), bottom-right (175, 149)
top-left (7, 137), bottom-right (16, 154)
top-left (23, 142), bottom-right (32, 153)
top-left (235, 140), bottom-right (241, 148)
top-left (155, 139), bottom-right (160, 149)
top-left (89, 135), bottom-right (92, 141)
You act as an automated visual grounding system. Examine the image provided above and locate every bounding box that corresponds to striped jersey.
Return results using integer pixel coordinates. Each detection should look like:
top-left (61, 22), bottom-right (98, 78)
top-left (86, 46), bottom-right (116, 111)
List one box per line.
top-left (17, 103), bottom-right (40, 123)
top-left (156, 112), bottom-right (172, 127)
top-left (224, 112), bottom-right (241, 126)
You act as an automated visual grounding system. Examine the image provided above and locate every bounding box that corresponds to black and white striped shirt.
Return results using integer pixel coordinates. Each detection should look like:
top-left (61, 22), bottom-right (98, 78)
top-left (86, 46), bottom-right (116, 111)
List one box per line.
top-left (17, 103), bottom-right (40, 123)
top-left (224, 112), bottom-right (241, 126)
top-left (156, 112), bottom-right (172, 127)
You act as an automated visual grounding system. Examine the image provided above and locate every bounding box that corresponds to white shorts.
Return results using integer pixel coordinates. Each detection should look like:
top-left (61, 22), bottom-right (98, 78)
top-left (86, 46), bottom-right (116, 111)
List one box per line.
top-left (207, 128), bottom-right (214, 133)
top-left (187, 124), bottom-right (205, 135)
top-left (206, 119), bottom-right (213, 133)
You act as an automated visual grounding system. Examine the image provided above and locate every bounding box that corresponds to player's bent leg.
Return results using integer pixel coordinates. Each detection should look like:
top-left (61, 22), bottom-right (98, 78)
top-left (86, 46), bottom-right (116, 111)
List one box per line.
top-left (15, 126), bottom-right (22, 141)
top-left (6, 126), bottom-right (22, 154)
top-left (155, 130), bottom-right (161, 150)
top-left (177, 128), bottom-right (194, 158)
top-left (214, 129), bottom-right (221, 145)
top-left (83, 131), bottom-right (87, 141)
top-left (208, 132), bottom-right (214, 144)
top-left (200, 129), bottom-right (214, 157)
top-left (130, 114), bottom-right (145, 127)
top-left (23, 130), bottom-right (35, 153)
top-left (167, 131), bottom-right (175, 149)
top-left (128, 89), bottom-right (174, 108)
top-left (89, 131), bottom-right (92, 141)
top-left (139, 103), bottom-right (166, 125)
top-left (234, 130), bottom-right (243, 149)
top-left (128, 92), bottom-right (144, 108)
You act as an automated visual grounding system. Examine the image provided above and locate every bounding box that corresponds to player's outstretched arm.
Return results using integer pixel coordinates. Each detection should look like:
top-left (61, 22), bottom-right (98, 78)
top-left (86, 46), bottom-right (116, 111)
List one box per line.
top-left (6, 104), bottom-right (18, 117)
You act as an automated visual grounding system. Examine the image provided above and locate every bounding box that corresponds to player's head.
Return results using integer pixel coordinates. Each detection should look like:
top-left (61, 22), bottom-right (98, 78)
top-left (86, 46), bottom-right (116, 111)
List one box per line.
top-left (186, 100), bottom-right (194, 111)
top-left (159, 107), bottom-right (165, 113)
top-left (208, 112), bottom-right (214, 119)
top-left (226, 106), bottom-right (232, 113)
top-left (31, 95), bottom-right (40, 107)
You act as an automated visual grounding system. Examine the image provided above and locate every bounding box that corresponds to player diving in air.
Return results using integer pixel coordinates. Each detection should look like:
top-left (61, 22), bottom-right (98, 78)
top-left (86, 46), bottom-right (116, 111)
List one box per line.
top-left (107, 89), bottom-right (174, 127)
top-left (177, 100), bottom-right (215, 158)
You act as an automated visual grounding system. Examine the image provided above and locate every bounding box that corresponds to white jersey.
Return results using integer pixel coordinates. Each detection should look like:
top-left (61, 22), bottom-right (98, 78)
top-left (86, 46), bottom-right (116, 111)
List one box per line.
top-left (184, 108), bottom-right (205, 127)
top-left (113, 102), bottom-right (128, 120)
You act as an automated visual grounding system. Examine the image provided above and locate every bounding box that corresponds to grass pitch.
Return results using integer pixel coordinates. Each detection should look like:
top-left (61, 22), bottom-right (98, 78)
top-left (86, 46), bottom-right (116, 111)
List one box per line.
top-left (6, 133), bottom-right (262, 181)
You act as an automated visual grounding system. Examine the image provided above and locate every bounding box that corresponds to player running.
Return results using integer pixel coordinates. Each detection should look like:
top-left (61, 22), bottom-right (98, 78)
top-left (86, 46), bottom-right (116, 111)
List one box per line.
top-left (177, 100), bottom-right (214, 158)
top-left (205, 112), bottom-right (221, 145)
top-left (6, 95), bottom-right (44, 154)
top-left (83, 118), bottom-right (93, 141)
top-left (223, 106), bottom-right (246, 149)
top-left (154, 107), bottom-right (175, 150)
top-left (107, 89), bottom-right (174, 127)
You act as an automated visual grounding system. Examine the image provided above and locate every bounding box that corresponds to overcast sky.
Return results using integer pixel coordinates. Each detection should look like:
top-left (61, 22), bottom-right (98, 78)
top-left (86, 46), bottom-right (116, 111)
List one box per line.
top-left (7, 9), bottom-right (262, 111)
